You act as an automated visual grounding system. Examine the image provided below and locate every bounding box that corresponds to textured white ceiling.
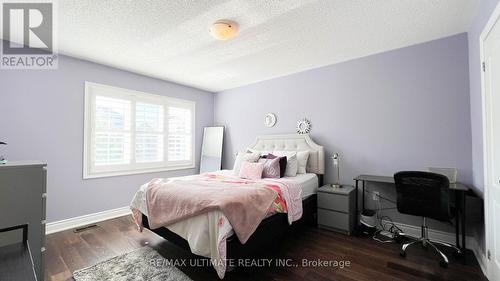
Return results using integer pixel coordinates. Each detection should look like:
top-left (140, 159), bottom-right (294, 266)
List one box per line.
top-left (53, 0), bottom-right (479, 92)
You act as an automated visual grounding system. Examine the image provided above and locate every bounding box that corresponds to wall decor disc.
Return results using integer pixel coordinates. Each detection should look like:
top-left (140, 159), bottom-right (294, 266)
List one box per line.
top-left (264, 113), bottom-right (277, 127)
top-left (296, 118), bottom-right (311, 134)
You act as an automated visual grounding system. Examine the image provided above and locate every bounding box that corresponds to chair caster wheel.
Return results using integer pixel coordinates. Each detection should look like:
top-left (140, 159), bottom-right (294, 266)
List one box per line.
top-left (400, 250), bottom-right (406, 257)
top-left (439, 260), bottom-right (448, 268)
top-left (453, 251), bottom-right (463, 258)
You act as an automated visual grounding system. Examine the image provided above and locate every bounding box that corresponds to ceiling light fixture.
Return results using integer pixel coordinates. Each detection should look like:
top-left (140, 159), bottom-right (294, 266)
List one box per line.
top-left (209, 20), bottom-right (239, 40)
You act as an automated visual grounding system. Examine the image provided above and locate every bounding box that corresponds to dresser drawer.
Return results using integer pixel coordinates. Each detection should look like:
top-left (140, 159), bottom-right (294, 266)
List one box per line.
top-left (318, 208), bottom-right (350, 230)
top-left (318, 192), bottom-right (349, 212)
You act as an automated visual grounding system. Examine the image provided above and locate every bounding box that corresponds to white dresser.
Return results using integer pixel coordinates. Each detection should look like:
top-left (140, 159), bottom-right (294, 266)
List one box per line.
top-left (0, 162), bottom-right (47, 280)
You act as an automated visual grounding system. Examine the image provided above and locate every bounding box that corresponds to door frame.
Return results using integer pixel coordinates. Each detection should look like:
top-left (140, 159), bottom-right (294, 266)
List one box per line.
top-left (480, 2), bottom-right (500, 280)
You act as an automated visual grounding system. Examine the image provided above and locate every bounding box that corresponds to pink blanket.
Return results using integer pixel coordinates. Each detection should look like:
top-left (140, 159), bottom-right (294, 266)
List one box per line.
top-left (144, 174), bottom-right (280, 244)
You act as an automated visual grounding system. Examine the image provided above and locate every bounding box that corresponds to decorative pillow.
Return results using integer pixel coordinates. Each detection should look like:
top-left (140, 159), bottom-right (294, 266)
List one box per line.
top-left (239, 162), bottom-right (264, 180)
top-left (296, 151), bottom-right (310, 174)
top-left (266, 154), bottom-right (287, 178)
top-left (233, 152), bottom-right (260, 175)
top-left (247, 148), bottom-right (271, 157)
top-left (272, 151), bottom-right (298, 177)
top-left (258, 157), bottom-right (281, 178)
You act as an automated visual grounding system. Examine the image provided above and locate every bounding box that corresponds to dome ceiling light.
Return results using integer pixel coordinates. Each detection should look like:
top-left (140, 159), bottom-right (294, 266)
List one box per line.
top-left (209, 20), bottom-right (239, 40)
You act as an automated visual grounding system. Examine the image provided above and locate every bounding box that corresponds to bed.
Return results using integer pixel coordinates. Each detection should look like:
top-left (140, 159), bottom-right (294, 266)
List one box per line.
top-left (131, 134), bottom-right (325, 278)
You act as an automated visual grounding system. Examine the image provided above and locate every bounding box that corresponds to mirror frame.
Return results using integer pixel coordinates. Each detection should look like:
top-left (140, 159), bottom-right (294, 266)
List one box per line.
top-left (199, 126), bottom-right (225, 173)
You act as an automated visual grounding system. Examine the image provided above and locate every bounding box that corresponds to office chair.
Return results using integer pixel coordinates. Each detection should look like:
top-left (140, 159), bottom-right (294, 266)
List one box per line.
top-left (394, 171), bottom-right (461, 267)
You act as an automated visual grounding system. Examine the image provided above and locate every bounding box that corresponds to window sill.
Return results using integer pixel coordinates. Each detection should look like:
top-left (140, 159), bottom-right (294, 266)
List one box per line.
top-left (83, 164), bottom-right (196, 179)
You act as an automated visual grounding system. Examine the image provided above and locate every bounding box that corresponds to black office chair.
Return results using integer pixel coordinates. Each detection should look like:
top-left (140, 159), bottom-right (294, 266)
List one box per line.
top-left (394, 171), bottom-right (461, 267)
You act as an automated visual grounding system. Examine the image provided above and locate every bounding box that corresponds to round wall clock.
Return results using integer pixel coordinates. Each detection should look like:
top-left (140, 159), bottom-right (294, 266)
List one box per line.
top-left (296, 118), bottom-right (311, 134)
top-left (264, 113), bottom-right (277, 127)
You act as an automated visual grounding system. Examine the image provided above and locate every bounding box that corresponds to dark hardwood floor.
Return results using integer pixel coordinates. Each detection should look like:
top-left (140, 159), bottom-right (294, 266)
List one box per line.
top-left (45, 216), bottom-right (487, 281)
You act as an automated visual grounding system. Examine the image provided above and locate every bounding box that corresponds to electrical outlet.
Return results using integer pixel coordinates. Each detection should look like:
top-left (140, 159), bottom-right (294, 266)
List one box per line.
top-left (372, 191), bottom-right (380, 201)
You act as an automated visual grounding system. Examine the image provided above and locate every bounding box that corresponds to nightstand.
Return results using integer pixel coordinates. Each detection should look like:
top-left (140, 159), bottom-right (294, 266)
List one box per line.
top-left (317, 185), bottom-right (356, 235)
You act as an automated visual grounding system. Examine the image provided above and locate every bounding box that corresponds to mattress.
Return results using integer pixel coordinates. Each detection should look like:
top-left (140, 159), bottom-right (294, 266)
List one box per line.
top-left (217, 170), bottom-right (318, 199)
top-left (267, 173), bottom-right (318, 199)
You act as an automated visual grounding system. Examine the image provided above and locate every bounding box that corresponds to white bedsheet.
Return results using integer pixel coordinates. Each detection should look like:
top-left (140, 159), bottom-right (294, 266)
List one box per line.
top-left (129, 170), bottom-right (318, 278)
top-left (278, 173), bottom-right (318, 199)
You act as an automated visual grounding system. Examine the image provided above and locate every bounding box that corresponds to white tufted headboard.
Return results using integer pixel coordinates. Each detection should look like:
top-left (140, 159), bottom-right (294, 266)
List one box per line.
top-left (247, 134), bottom-right (325, 175)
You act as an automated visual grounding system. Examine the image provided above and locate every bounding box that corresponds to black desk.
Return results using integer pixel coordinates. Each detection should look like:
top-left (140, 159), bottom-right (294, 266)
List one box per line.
top-left (353, 175), bottom-right (468, 255)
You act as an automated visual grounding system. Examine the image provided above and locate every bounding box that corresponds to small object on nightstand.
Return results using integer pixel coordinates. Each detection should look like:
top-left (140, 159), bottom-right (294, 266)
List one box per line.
top-left (331, 153), bottom-right (341, 188)
top-left (317, 185), bottom-right (356, 235)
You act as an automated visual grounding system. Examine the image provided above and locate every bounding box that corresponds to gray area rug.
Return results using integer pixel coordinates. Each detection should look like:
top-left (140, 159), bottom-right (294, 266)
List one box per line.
top-left (73, 246), bottom-right (192, 281)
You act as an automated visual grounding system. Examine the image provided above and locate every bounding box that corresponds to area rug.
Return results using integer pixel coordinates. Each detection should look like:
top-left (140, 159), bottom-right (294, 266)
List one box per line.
top-left (73, 246), bottom-right (192, 281)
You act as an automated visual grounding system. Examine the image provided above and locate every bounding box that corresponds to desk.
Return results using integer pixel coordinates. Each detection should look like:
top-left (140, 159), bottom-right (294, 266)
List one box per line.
top-left (353, 174), bottom-right (468, 256)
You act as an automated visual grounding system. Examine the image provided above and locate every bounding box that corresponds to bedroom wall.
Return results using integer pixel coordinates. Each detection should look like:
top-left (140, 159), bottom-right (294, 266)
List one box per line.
top-left (0, 51), bottom-right (214, 223)
top-left (215, 33), bottom-right (474, 234)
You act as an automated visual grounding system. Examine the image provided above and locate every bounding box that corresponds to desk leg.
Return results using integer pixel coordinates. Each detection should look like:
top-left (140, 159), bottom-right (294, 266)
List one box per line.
top-left (461, 191), bottom-right (466, 264)
top-left (362, 180), bottom-right (365, 213)
top-left (455, 191), bottom-right (460, 249)
top-left (355, 180), bottom-right (359, 220)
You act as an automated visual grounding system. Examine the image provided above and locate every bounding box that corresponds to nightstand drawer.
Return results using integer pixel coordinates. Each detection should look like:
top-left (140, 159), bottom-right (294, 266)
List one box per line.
top-left (318, 192), bottom-right (349, 212)
top-left (318, 208), bottom-right (349, 230)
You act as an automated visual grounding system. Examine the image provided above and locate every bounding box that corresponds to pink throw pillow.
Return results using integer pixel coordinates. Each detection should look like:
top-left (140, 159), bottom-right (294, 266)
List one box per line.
top-left (239, 162), bottom-right (264, 180)
top-left (258, 157), bottom-right (281, 178)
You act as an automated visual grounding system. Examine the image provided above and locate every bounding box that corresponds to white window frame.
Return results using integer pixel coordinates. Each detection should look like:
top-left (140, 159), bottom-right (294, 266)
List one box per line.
top-left (83, 82), bottom-right (195, 179)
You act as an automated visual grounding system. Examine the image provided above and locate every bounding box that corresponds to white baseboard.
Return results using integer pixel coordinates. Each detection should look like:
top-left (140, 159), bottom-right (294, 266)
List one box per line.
top-left (46, 206), bottom-right (131, 234)
top-left (467, 235), bottom-right (489, 278)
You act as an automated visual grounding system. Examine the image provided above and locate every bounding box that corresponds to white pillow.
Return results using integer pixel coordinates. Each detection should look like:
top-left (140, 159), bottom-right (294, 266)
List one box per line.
top-left (233, 152), bottom-right (260, 175)
top-left (296, 151), bottom-right (310, 174)
top-left (247, 148), bottom-right (271, 157)
top-left (273, 151), bottom-right (298, 177)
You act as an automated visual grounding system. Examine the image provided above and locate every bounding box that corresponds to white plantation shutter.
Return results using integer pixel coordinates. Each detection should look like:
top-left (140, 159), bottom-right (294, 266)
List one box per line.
top-left (84, 82), bottom-right (195, 178)
top-left (94, 96), bottom-right (131, 166)
top-left (135, 102), bottom-right (164, 163)
top-left (167, 106), bottom-right (192, 162)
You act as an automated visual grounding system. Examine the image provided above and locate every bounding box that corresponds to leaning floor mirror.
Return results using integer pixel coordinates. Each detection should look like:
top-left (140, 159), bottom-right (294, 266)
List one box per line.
top-left (200, 126), bottom-right (224, 173)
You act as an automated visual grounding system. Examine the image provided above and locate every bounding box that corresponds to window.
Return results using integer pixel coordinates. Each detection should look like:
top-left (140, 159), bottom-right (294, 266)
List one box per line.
top-left (84, 82), bottom-right (195, 178)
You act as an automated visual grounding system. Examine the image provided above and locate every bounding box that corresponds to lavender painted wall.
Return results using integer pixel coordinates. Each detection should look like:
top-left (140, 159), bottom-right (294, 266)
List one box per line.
top-left (468, 0), bottom-right (499, 195)
top-left (0, 52), bottom-right (214, 223)
top-left (215, 33), bottom-right (473, 232)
